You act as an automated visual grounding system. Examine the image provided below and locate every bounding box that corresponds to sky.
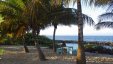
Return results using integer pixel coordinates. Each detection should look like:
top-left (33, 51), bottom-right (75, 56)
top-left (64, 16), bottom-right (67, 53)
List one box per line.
top-left (40, 2), bottom-right (113, 36)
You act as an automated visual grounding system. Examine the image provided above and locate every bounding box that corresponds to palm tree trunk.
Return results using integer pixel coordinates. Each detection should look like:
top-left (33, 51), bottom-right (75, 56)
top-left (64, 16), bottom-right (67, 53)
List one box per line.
top-left (23, 43), bottom-right (29, 53)
top-left (32, 29), bottom-right (46, 61)
top-left (35, 40), bottom-right (46, 61)
top-left (22, 36), bottom-right (29, 53)
top-left (53, 25), bottom-right (57, 52)
top-left (76, 0), bottom-right (86, 64)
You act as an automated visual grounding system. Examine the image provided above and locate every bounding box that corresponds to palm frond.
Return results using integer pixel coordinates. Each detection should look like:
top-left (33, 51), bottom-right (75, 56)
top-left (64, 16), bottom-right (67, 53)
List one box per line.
top-left (99, 12), bottom-right (113, 22)
top-left (96, 22), bottom-right (113, 29)
top-left (106, 1), bottom-right (113, 13)
top-left (0, 0), bottom-right (24, 12)
top-left (82, 14), bottom-right (95, 26)
top-left (50, 8), bottom-right (94, 26)
top-left (14, 25), bottom-right (26, 38)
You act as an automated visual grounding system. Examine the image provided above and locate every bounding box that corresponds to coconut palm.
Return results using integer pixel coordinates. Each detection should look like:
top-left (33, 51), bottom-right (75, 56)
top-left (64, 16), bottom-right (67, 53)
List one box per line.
top-left (75, 0), bottom-right (86, 64)
top-left (51, 0), bottom-right (95, 53)
top-left (61, 0), bottom-right (91, 64)
top-left (51, 0), bottom-right (94, 64)
top-left (0, 0), bottom-right (30, 53)
top-left (63, 0), bottom-right (113, 64)
top-left (0, 0), bottom-right (51, 60)
top-left (51, 7), bottom-right (94, 52)
top-left (75, 0), bottom-right (112, 64)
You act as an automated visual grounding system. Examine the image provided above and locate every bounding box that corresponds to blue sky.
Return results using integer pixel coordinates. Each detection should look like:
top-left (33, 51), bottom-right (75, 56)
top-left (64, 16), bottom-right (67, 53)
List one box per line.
top-left (40, 2), bottom-right (113, 36)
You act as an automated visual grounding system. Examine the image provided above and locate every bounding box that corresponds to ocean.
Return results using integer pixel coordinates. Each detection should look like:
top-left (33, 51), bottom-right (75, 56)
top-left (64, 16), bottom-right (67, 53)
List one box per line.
top-left (47, 36), bottom-right (113, 50)
top-left (47, 36), bottom-right (113, 42)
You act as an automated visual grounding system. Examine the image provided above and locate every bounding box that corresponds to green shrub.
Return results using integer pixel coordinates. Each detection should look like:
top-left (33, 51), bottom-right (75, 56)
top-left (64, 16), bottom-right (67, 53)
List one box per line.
top-left (0, 33), bottom-right (53, 47)
top-left (37, 35), bottom-right (52, 47)
top-left (24, 33), bottom-right (53, 47)
top-left (84, 44), bottom-right (97, 52)
top-left (0, 48), bottom-right (4, 55)
top-left (85, 44), bottom-right (104, 52)
top-left (84, 44), bottom-right (113, 54)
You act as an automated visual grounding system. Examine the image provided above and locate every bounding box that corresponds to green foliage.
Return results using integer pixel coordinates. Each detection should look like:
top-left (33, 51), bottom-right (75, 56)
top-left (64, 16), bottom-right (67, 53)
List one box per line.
top-left (0, 48), bottom-right (4, 55)
top-left (24, 33), bottom-right (34, 45)
top-left (24, 33), bottom-right (52, 47)
top-left (0, 34), bottom-right (15, 45)
top-left (0, 14), bottom-right (3, 23)
top-left (84, 44), bottom-right (97, 52)
top-left (84, 44), bottom-right (104, 52)
top-left (37, 35), bottom-right (52, 47)
top-left (84, 44), bottom-right (113, 55)
top-left (0, 33), bottom-right (52, 47)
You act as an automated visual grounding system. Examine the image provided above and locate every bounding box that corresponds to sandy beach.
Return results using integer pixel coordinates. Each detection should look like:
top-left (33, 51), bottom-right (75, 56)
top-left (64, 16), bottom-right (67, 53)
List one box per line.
top-left (0, 46), bottom-right (113, 64)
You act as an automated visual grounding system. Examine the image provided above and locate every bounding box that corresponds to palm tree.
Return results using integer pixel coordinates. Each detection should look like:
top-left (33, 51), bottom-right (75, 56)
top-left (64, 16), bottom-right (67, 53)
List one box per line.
top-left (63, 0), bottom-right (113, 64)
top-left (75, 0), bottom-right (112, 64)
top-left (51, 7), bottom-right (94, 52)
top-left (50, 0), bottom-right (95, 53)
top-left (49, 1), bottom-right (94, 64)
top-left (63, 0), bottom-right (92, 64)
top-left (0, 0), bottom-right (50, 60)
top-left (0, 0), bottom-right (30, 53)
top-left (76, 0), bottom-right (86, 64)
top-left (22, 0), bottom-right (51, 60)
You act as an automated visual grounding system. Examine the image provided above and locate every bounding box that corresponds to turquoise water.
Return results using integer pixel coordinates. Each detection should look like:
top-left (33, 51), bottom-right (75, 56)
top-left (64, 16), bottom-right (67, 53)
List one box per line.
top-left (47, 36), bottom-right (113, 42)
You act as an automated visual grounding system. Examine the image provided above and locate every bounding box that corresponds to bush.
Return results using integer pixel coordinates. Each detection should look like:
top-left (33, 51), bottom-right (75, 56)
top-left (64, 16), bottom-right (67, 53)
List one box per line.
top-left (0, 33), bottom-right (53, 47)
top-left (37, 35), bottom-right (53, 47)
top-left (0, 48), bottom-right (4, 55)
top-left (84, 44), bottom-right (113, 55)
top-left (85, 44), bottom-right (104, 53)
top-left (84, 44), bottom-right (97, 53)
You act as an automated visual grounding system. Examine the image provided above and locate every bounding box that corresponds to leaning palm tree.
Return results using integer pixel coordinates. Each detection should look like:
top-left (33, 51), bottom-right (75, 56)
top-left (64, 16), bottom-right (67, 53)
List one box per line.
top-left (0, 0), bottom-right (50, 60)
top-left (0, 0), bottom-right (30, 53)
top-left (0, 21), bottom-right (30, 53)
top-left (23, 0), bottom-right (51, 60)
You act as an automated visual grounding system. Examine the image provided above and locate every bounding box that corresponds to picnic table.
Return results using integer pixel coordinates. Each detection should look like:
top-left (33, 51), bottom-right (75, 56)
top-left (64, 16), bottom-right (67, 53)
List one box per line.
top-left (56, 46), bottom-right (77, 55)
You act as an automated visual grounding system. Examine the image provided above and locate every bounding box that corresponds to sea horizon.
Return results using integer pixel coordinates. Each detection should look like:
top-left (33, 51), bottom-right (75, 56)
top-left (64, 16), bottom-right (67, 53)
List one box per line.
top-left (45, 35), bottom-right (113, 42)
top-left (44, 34), bottom-right (113, 36)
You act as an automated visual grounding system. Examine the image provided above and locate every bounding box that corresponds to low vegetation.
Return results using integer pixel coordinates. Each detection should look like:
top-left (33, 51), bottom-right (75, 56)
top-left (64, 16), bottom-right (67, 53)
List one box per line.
top-left (0, 48), bottom-right (4, 55)
top-left (0, 33), bottom-right (53, 47)
top-left (84, 44), bottom-right (113, 55)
